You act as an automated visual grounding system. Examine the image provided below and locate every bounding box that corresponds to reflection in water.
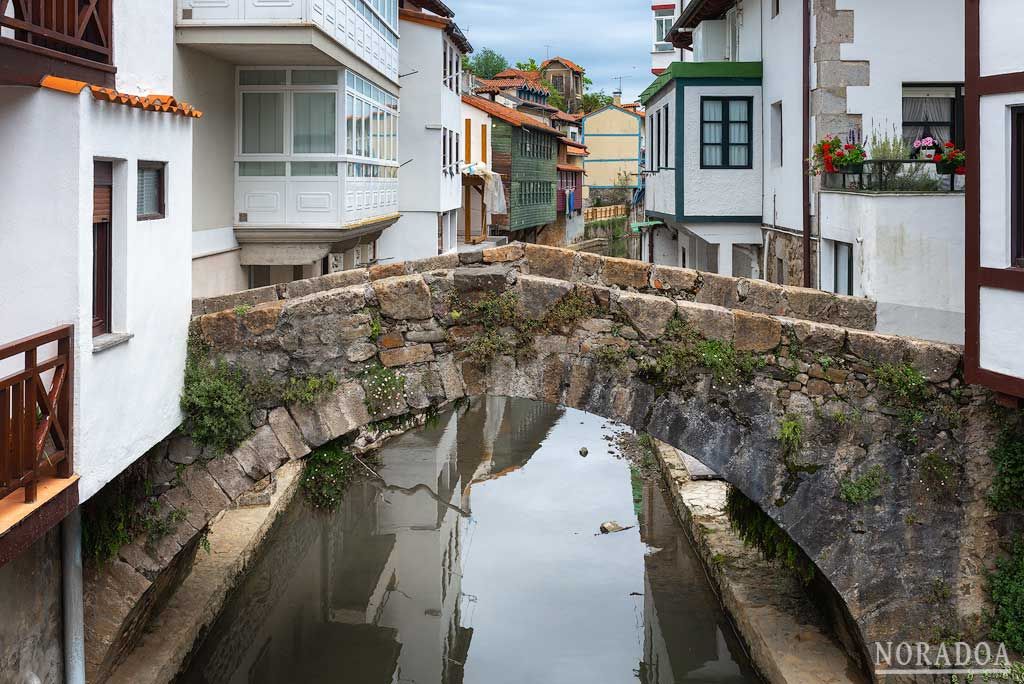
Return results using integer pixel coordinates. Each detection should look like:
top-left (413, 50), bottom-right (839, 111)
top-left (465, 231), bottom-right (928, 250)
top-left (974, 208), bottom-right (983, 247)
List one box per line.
top-left (178, 398), bottom-right (759, 684)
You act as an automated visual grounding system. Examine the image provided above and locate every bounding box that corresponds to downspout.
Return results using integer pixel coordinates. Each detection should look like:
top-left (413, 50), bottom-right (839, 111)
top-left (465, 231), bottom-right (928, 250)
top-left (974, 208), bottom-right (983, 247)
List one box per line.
top-left (802, 0), bottom-right (812, 287)
top-left (62, 509), bottom-right (85, 684)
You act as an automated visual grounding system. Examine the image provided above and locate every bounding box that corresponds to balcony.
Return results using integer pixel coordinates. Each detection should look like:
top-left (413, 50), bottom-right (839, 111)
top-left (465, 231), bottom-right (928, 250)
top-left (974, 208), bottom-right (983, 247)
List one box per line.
top-left (0, 325), bottom-right (78, 565)
top-left (820, 159), bottom-right (965, 194)
top-left (0, 0), bottom-right (115, 86)
top-left (176, 0), bottom-right (399, 85)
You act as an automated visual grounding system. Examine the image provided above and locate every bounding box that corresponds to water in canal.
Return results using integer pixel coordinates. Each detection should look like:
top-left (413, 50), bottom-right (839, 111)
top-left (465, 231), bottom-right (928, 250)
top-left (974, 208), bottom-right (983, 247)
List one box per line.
top-left (178, 398), bottom-right (760, 684)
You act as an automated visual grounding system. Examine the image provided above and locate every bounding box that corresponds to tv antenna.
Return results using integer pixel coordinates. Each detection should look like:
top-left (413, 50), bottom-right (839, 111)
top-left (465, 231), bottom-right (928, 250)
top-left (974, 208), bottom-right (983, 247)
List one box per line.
top-left (544, 44), bottom-right (553, 59)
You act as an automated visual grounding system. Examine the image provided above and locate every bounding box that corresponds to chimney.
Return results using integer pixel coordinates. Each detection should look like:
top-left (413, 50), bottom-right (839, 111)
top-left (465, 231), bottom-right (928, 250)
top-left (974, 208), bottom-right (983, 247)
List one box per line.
top-left (612, 89), bottom-right (622, 106)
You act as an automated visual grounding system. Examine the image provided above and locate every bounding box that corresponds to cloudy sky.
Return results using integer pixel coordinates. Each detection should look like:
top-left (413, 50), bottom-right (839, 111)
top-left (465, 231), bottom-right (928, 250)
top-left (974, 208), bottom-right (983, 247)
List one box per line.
top-left (446, 0), bottom-right (654, 104)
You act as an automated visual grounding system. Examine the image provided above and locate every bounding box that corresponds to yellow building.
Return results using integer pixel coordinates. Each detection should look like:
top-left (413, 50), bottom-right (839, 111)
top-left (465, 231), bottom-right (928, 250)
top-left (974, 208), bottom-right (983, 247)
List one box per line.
top-left (581, 99), bottom-right (644, 203)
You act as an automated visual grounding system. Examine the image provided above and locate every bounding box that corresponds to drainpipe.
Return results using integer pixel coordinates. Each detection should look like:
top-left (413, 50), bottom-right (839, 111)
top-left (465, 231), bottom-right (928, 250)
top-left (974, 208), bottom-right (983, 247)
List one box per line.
top-left (62, 509), bottom-right (85, 684)
top-left (802, 0), bottom-right (812, 288)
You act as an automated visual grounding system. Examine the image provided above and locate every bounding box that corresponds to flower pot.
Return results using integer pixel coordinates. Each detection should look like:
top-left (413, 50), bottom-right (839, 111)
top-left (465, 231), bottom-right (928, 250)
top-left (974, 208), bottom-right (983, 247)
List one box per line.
top-left (838, 163), bottom-right (864, 174)
top-left (935, 160), bottom-right (957, 174)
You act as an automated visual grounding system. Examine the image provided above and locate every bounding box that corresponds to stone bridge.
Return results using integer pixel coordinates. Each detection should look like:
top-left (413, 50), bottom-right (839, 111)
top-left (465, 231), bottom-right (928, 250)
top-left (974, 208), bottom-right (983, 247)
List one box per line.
top-left (88, 243), bottom-right (1001, 682)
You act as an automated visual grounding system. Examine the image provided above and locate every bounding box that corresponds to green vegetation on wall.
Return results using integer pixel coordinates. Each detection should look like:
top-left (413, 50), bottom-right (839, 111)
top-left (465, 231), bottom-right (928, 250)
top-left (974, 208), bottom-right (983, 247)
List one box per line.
top-left (180, 330), bottom-right (254, 454)
top-left (301, 440), bottom-right (359, 511)
top-left (987, 536), bottom-right (1024, 654)
top-left (637, 317), bottom-right (763, 389)
top-left (725, 486), bottom-right (816, 585)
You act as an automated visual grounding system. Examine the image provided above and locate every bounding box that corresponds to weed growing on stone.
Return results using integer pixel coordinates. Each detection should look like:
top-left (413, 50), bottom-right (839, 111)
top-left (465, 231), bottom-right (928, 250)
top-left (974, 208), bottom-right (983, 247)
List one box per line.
top-left (817, 354), bottom-right (835, 371)
top-left (82, 481), bottom-right (190, 564)
top-left (281, 372), bottom-right (338, 406)
top-left (369, 309), bottom-right (383, 338)
top-left (543, 288), bottom-right (598, 331)
top-left (466, 328), bottom-right (514, 363)
top-left (778, 414), bottom-right (804, 459)
top-left (233, 304), bottom-right (253, 316)
top-left (180, 329), bottom-right (254, 453)
top-left (361, 364), bottom-right (405, 415)
top-left (918, 451), bottom-right (957, 493)
top-left (638, 319), bottom-right (762, 389)
top-left (839, 465), bottom-right (888, 504)
top-left (986, 536), bottom-right (1024, 653)
top-left (875, 363), bottom-right (929, 404)
top-left (593, 344), bottom-right (630, 370)
top-left (725, 486), bottom-right (816, 585)
top-left (301, 441), bottom-right (358, 511)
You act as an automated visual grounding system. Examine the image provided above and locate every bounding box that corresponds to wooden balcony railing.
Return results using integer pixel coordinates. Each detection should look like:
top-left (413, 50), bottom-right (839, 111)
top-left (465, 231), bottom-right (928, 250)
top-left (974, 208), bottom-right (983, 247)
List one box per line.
top-left (0, 0), bottom-right (114, 84)
top-left (0, 325), bottom-right (74, 505)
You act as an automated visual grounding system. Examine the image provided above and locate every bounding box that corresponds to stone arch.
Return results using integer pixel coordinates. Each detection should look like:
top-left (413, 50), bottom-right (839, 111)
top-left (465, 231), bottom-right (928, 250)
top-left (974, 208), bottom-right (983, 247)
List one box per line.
top-left (89, 244), bottom-right (998, 683)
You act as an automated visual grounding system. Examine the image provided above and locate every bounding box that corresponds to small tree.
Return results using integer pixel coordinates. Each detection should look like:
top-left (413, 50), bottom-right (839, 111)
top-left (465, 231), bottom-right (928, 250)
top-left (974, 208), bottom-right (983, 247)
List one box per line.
top-left (582, 90), bottom-right (613, 114)
top-left (469, 48), bottom-right (510, 80)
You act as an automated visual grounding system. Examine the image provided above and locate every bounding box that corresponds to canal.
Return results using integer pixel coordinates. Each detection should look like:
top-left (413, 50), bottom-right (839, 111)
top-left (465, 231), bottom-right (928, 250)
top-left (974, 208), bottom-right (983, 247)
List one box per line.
top-left (177, 398), bottom-right (760, 683)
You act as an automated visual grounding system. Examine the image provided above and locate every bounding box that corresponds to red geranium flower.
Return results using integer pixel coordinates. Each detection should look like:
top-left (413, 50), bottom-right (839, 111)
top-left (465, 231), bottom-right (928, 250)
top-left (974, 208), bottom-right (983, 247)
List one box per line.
top-left (844, 144), bottom-right (854, 150)
top-left (934, 153), bottom-right (943, 162)
top-left (835, 150), bottom-right (845, 157)
top-left (955, 166), bottom-right (966, 175)
top-left (945, 141), bottom-right (955, 148)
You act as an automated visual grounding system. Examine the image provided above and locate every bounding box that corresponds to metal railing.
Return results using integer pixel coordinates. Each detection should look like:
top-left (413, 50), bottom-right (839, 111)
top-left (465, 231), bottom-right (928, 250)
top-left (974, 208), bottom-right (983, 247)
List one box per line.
top-left (0, 325), bottom-right (74, 504)
top-left (0, 0), bottom-right (113, 68)
top-left (821, 159), bottom-right (965, 193)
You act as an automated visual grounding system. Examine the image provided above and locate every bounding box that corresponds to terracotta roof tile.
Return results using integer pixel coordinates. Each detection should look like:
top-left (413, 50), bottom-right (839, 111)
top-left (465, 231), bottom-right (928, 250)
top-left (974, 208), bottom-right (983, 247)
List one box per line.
top-left (40, 76), bottom-right (203, 118)
top-left (494, 68), bottom-right (541, 82)
top-left (461, 94), bottom-right (561, 136)
top-left (542, 57), bottom-right (585, 74)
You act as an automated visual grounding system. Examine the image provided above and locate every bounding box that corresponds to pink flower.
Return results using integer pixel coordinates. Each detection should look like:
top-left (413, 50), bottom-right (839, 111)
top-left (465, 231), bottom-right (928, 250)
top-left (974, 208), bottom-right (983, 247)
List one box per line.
top-left (913, 140), bottom-right (922, 149)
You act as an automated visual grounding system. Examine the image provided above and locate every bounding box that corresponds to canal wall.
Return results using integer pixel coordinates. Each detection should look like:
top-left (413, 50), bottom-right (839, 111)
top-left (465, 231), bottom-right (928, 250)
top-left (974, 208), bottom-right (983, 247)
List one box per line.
top-left (83, 243), bottom-right (1004, 683)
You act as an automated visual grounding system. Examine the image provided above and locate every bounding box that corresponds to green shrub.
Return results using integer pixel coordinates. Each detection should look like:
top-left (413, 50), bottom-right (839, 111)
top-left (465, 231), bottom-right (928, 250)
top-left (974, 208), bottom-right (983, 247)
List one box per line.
top-left (989, 423), bottom-right (1024, 513)
top-left (839, 465), bottom-right (888, 504)
top-left (693, 339), bottom-right (763, 383)
top-left (301, 441), bottom-right (358, 511)
top-left (281, 372), bottom-right (338, 406)
top-left (233, 304), bottom-right (253, 316)
top-left (987, 537), bottom-right (1024, 653)
top-left (180, 335), bottom-right (254, 453)
top-left (726, 486), bottom-right (816, 584)
top-left (593, 344), bottom-right (629, 370)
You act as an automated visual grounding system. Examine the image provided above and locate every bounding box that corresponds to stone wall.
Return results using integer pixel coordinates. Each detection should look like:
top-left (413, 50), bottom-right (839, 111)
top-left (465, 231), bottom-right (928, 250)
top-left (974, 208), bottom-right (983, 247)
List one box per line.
top-left (0, 527), bottom-right (64, 684)
top-left (89, 243), bottom-right (1002, 683)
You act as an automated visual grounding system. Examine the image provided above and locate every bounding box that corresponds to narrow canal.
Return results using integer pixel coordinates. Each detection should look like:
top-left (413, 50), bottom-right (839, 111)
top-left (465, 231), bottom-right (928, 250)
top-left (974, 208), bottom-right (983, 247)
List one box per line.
top-left (177, 398), bottom-right (760, 683)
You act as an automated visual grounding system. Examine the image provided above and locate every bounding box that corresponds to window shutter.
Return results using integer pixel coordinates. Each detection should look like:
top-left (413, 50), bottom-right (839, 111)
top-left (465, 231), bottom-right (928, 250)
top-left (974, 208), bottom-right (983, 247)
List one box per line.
top-left (93, 161), bottom-right (112, 223)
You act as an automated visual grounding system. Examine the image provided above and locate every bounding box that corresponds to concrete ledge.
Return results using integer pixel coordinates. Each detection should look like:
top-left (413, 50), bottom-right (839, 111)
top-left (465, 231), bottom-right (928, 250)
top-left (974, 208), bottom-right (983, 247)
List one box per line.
top-left (652, 440), bottom-right (867, 684)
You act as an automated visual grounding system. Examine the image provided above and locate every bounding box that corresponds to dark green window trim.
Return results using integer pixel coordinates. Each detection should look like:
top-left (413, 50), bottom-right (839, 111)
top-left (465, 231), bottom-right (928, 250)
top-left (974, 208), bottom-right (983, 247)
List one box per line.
top-left (700, 96), bottom-right (754, 170)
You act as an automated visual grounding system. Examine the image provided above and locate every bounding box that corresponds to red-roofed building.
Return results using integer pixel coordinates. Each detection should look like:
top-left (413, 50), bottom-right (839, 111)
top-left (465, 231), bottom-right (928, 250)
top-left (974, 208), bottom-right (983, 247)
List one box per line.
top-left (539, 57), bottom-right (585, 114)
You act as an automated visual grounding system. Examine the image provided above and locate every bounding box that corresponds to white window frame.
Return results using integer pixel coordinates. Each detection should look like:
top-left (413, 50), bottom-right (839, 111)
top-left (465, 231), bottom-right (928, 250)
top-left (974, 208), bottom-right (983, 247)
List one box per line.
top-left (654, 9), bottom-right (675, 51)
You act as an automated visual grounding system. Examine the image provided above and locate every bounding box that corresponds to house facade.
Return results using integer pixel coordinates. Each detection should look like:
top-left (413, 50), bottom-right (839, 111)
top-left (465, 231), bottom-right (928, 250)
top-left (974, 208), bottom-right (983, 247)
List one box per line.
top-left (582, 98), bottom-right (645, 206)
top-left (0, 1), bottom-right (198, 681)
top-left (553, 138), bottom-right (588, 246)
top-left (651, 1), bottom-right (683, 74)
top-left (540, 57), bottom-right (585, 114)
top-left (175, 0), bottom-right (403, 297)
top-left (459, 94), bottom-right (496, 247)
top-left (379, 1), bottom-right (471, 260)
top-left (966, 0), bottom-right (1024, 401)
top-left (642, 0), bottom-right (966, 343)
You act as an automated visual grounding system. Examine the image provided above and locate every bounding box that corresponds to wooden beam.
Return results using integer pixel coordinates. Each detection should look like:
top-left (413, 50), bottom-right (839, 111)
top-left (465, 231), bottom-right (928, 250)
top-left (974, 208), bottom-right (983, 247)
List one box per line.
top-left (481, 123), bottom-right (488, 164)
top-left (465, 117), bottom-right (472, 163)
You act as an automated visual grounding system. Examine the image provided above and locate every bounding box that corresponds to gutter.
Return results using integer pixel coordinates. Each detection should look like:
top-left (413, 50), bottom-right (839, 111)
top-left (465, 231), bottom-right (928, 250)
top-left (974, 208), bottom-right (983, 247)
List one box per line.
top-left (802, 0), bottom-right (812, 288)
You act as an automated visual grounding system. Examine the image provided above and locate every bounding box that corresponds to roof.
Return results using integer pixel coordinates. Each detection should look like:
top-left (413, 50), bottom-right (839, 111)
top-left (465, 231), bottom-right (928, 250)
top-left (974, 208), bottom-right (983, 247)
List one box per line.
top-left (638, 61), bottom-right (763, 104)
top-left (461, 94), bottom-right (562, 136)
top-left (559, 136), bottom-right (587, 151)
top-left (557, 163), bottom-right (585, 172)
top-left (494, 68), bottom-right (541, 82)
top-left (669, 0), bottom-right (738, 49)
top-left (398, 7), bottom-right (472, 53)
top-left (541, 57), bottom-right (584, 74)
top-left (581, 103), bottom-right (645, 122)
top-left (476, 76), bottom-right (548, 96)
top-left (40, 76), bottom-right (203, 118)
top-left (551, 110), bottom-right (582, 124)
top-left (403, 0), bottom-right (454, 18)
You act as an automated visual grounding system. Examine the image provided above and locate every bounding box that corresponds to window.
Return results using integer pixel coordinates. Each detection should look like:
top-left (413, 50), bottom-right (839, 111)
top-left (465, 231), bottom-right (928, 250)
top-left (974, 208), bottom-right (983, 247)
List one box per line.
top-left (661, 103), bottom-right (670, 168)
top-left (137, 162), bottom-right (165, 220)
top-left (443, 39), bottom-right (461, 92)
top-left (902, 85), bottom-right (964, 150)
top-left (1013, 107), bottom-right (1024, 268)
top-left (654, 9), bottom-right (675, 50)
top-left (652, 109), bottom-right (660, 170)
top-left (345, 71), bottom-right (399, 163)
top-left (771, 101), bottom-right (783, 167)
top-left (93, 161), bottom-right (113, 337)
top-left (552, 74), bottom-right (565, 91)
top-left (701, 97), bottom-right (753, 169)
top-left (293, 92), bottom-right (336, 154)
top-left (834, 241), bottom-right (854, 295)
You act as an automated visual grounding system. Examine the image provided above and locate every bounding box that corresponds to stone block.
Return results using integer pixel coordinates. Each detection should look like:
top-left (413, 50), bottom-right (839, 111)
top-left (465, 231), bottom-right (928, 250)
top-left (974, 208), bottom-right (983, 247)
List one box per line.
top-left (379, 331), bottom-right (404, 349)
top-left (282, 285), bottom-right (367, 318)
top-left (453, 266), bottom-right (509, 304)
top-left (289, 381), bottom-right (370, 447)
top-left (437, 355), bottom-right (466, 400)
top-left (834, 294), bottom-right (876, 331)
top-left (694, 272), bottom-right (739, 308)
top-left (524, 243), bottom-right (575, 280)
top-left (407, 253), bottom-right (460, 273)
top-left (847, 329), bottom-right (909, 366)
top-left (196, 311), bottom-right (240, 348)
top-left (268, 407), bottom-right (308, 460)
top-left (733, 311), bottom-right (782, 352)
top-left (786, 318), bottom-right (847, 354)
top-left (736, 278), bottom-right (786, 315)
top-left (904, 338), bottom-right (961, 383)
top-left (240, 301), bottom-right (283, 335)
top-left (575, 252), bottom-right (603, 278)
top-left (181, 467), bottom-right (232, 518)
top-left (369, 262), bottom-right (407, 280)
top-left (651, 265), bottom-right (699, 293)
top-left (601, 256), bottom-right (651, 289)
top-left (615, 291), bottom-right (677, 339)
top-left (406, 329), bottom-right (447, 343)
top-left (193, 285), bottom-right (279, 317)
top-left (676, 301), bottom-right (735, 342)
top-left (372, 275), bottom-right (433, 320)
top-left (167, 435), bottom-right (202, 466)
top-left (380, 343), bottom-right (435, 367)
top-left (346, 341), bottom-right (378, 362)
top-left (516, 274), bottom-right (574, 320)
top-left (278, 269), bottom-right (367, 299)
top-left (206, 454), bottom-right (256, 501)
top-left (482, 243), bottom-right (524, 263)
top-left (230, 423), bottom-right (284, 476)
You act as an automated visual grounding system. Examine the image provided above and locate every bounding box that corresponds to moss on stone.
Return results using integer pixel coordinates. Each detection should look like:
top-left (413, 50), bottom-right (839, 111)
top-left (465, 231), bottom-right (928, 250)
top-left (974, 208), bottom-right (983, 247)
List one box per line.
top-left (839, 465), bottom-right (888, 505)
top-left (726, 486), bottom-right (816, 585)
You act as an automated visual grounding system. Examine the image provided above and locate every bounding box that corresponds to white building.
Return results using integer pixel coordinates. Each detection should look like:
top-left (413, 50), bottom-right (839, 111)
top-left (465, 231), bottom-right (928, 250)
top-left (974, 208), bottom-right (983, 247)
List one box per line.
top-left (966, 0), bottom-right (1024, 403)
top-left (378, 0), bottom-right (471, 261)
top-left (651, 2), bottom-right (684, 75)
top-left (0, 1), bottom-right (197, 680)
top-left (642, 0), bottom-right (966, 344)
top-left (175, 0), bottom-right (402, 297)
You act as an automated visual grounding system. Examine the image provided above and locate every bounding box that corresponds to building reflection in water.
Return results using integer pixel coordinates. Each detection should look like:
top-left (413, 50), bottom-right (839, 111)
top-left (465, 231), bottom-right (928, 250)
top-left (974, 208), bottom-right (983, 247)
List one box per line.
top-left (177, 398), bottom-right (756, 684)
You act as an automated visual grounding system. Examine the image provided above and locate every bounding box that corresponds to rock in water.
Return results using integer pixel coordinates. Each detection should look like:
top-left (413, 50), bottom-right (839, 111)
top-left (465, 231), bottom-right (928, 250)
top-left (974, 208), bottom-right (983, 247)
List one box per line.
top-left (600, 521), bottom-right (624, 534)
top-left (579, 447), bottom-right (589, 457)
